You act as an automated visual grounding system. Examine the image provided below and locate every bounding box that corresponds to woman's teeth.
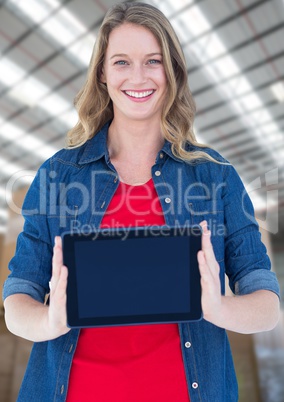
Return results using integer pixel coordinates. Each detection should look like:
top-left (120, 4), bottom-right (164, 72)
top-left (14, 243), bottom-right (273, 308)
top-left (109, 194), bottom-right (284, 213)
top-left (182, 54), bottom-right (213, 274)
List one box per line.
top-left (125, 90), bottom-right (154, 98)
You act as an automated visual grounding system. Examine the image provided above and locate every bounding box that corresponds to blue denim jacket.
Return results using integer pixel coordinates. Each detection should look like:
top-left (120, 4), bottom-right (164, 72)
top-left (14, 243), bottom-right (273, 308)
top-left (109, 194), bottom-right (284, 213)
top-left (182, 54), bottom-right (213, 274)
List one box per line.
top-left (3, 121), bottom-right (280, 402)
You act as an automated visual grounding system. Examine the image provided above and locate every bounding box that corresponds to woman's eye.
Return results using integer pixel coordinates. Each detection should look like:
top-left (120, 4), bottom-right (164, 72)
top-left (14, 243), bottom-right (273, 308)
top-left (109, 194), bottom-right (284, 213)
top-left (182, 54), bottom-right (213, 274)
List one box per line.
top-left (115, 60), bottom-right (127, 65)
top-left (148, 59), bottom-right (162, 65)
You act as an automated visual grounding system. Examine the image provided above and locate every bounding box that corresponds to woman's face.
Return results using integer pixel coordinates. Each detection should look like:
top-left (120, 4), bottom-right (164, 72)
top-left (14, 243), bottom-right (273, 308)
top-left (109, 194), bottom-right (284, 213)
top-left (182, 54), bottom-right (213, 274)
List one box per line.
top-left (101, 23), bottom-right (167, 124)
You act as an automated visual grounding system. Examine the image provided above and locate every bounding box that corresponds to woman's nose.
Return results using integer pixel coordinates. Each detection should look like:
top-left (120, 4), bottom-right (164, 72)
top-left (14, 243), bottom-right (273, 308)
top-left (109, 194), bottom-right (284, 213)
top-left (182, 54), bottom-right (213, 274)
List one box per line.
top-left (129, 64), bottom-right (147, 84)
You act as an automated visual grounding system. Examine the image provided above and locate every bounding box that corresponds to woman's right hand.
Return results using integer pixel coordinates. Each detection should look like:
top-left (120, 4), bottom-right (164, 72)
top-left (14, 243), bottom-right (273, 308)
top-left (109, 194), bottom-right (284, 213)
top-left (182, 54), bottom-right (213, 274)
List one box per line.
top-left (47, 236), bottom-right (71, 338)
top-left (4, 236), bottom-right (70, 342)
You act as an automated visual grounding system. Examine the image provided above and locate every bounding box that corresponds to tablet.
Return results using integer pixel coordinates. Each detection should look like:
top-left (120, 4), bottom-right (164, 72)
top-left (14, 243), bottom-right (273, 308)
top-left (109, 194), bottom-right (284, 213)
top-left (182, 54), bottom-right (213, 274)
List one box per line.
top-left (62, 225), bottom-right (202, 328)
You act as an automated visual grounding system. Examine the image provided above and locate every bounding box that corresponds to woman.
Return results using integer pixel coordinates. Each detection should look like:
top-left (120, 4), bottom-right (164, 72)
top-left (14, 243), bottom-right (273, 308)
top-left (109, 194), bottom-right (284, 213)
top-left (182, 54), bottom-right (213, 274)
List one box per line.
top-left (3, 2), bottom-right (280, 401)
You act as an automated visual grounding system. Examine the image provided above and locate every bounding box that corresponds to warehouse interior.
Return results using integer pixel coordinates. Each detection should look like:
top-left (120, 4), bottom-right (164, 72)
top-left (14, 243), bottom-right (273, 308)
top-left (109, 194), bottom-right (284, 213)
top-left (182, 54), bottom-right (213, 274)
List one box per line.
top-left (0, 0), bottom-right (283, 401)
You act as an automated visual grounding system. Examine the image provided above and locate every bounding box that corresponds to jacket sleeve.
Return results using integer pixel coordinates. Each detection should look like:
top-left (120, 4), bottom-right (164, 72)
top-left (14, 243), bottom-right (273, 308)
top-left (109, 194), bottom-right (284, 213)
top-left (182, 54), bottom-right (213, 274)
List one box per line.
top-left (222, 164), bottom-right (280, 298)
top-left (2, 159), bottom-right (53, 303)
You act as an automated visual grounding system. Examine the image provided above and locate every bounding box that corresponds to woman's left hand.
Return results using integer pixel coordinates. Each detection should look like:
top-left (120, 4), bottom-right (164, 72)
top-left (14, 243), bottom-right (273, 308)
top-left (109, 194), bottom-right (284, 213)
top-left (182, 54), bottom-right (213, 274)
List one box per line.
top-left (197, 221), bottom-right (222, 325)
top-left (197, 220), bottom-right (280, 332)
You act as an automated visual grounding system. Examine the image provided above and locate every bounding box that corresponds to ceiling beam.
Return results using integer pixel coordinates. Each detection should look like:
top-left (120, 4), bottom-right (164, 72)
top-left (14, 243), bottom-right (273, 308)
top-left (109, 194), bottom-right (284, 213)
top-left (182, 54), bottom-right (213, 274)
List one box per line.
top-left (188, 24), bottom-right (284, 75)
top-left (191, 51), bottom-right (284, 97)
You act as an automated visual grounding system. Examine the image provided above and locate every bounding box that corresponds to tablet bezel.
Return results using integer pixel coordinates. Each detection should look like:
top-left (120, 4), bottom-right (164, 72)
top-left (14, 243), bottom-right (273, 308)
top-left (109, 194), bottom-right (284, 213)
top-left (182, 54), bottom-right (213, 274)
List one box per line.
top-left (62, 226), bottom-right (202, 328)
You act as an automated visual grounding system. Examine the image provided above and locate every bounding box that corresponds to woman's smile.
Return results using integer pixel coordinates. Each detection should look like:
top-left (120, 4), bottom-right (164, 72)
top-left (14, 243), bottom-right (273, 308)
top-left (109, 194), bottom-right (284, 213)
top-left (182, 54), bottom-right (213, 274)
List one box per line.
top-left (123, 89), bottom-right (155, 102)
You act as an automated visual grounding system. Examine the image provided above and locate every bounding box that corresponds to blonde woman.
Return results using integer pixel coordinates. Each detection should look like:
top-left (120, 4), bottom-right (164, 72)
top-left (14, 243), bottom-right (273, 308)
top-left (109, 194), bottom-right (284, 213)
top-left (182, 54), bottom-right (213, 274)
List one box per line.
top-left (3, 2), bottom-right (280, 401)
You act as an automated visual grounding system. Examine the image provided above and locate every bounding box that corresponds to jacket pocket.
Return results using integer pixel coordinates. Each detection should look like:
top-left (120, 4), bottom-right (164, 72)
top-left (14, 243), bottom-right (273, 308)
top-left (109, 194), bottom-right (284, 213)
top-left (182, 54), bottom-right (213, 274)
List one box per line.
top-left (47, 205), bottom-right (79, 233)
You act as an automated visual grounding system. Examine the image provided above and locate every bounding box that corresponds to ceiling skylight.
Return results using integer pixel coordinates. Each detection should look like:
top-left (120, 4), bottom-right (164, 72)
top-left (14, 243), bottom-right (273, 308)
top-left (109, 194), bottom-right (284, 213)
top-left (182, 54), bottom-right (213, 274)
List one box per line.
top-left (0, 122), bottom-right (57, 160)
top-left (41, 11), bottom-right (85, 47)
top-left (68, 34), bottom-right (96, 66)
top-left (179, 5), bottom-right (210, 36)
top-left (0, 156), bottom-right (24, 177)
top-left (271, 81), bottom-right (284, 102)
top-left (1, 57), bottom-right (75, 126)
top-left (59, 109), bottom-right (78, 128)
top-left (156, 0), bottom-right (194, 16)
top-left (0, 209), bottom-right (8, 220)
top-left (0, 188), bottom-right (6, 200)
top-left (8, 0), bottom-right (96, 66)
top-left (0, 59), bottom-right (26, 87)
top-left (7, 76), bottom-right (50, 107)
top-left (239, 93), bottom-right (263, 111)
top-left (8, 0), bottom-right (60, 23)
top-left (40, 93), bottom-right (71, 116)
top-left (0, 57), bottom-right (50, 107)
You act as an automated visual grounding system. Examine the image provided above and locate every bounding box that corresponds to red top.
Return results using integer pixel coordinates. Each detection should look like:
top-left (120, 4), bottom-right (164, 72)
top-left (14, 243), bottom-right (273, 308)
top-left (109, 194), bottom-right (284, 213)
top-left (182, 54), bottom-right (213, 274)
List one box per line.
top-left (66, 179), bottom-right (190, 402)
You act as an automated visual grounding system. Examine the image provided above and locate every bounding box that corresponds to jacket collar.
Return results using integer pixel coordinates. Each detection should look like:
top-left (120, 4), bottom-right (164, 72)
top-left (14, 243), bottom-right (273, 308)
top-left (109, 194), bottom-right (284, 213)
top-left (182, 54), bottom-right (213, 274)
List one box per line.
top-left (78, 120), bottom-right (183, 165)
top-left (78, 121), bottom-right (111, 165)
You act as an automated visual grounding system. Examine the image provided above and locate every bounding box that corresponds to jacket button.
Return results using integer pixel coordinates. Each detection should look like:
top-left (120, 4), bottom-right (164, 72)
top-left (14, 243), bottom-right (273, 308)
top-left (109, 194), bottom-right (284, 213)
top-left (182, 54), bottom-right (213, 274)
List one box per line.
top-left (185, 341), bottom-right (191, 348)
top-left (155, 171), bottom-right (161, 176)
top-left (165, 197), bottom-right (171, 204)
top-left (192, 382), bottom-right (198, 389)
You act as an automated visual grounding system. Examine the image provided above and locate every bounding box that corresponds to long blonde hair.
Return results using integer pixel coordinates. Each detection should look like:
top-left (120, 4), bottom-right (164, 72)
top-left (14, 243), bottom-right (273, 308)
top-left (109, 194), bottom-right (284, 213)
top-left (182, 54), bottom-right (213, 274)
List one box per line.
top-left (67, 2), bottom-right (219, 163)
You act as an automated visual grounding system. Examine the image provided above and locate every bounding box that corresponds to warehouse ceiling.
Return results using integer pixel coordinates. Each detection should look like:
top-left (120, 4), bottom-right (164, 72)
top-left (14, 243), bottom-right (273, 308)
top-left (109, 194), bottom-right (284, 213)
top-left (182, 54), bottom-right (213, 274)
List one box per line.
top-left (0, 0), bottom-right (283, 242)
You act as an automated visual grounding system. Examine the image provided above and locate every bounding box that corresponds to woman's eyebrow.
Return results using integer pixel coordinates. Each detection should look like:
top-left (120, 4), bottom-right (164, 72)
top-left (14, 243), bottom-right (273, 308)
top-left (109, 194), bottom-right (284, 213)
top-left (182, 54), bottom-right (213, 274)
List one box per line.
top-left (110, 53), bottom-right (128, 59)
top-left (110, 52), bottom-right (162, 59)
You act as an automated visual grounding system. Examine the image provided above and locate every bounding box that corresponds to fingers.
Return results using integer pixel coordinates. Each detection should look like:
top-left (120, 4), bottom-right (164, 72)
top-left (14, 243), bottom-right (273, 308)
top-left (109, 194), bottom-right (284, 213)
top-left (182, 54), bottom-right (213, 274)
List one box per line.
top-left (197, 221), bottom-right (222, 324)
top-left (47, 237), bottom-right (69, 337)
top-left (199, 220), bottom-right (218, 269)
top-left (50, 236), bottom-right (64, 293)
top-left (198, 220), bottom-right (220, 287)
top-left (53, 265), bottom-right (68, 303)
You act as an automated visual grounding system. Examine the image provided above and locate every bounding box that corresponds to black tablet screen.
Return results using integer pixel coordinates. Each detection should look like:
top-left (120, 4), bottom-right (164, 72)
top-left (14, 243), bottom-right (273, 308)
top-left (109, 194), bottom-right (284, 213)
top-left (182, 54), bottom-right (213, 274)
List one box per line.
top-left (74, 235), bottom-right (190, 319)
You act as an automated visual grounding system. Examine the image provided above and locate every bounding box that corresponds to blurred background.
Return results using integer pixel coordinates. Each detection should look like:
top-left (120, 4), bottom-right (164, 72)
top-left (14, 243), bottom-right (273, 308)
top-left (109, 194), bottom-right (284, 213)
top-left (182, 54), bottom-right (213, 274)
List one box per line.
top-left (0, 0), bottom-right (283, 401)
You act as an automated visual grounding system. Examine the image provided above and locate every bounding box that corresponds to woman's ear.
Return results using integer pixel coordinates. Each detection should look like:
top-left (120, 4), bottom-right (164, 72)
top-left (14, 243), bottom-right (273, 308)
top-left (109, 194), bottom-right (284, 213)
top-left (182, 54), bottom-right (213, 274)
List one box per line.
top-left (100, 67), bottom-right (106, 84)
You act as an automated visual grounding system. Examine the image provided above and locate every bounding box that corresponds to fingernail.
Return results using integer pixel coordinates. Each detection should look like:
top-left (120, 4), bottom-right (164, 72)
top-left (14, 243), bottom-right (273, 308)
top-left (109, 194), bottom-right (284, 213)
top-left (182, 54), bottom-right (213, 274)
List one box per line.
top-left (202, 225), bottom-right (209, 233)
top-left (200, 223), bottom-right (206, 230)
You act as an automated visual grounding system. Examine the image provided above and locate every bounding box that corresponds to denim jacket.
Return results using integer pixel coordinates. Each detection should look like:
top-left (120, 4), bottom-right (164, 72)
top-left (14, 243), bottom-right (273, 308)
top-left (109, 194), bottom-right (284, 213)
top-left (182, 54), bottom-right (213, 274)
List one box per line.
top-left (3, 121), bottom-right (280, 402)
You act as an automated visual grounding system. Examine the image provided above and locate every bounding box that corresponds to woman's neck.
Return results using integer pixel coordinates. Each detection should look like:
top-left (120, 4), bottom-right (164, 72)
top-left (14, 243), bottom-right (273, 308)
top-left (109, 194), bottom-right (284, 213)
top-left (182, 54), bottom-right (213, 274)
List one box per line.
top-left (107, 119), bottom-right (164, 164)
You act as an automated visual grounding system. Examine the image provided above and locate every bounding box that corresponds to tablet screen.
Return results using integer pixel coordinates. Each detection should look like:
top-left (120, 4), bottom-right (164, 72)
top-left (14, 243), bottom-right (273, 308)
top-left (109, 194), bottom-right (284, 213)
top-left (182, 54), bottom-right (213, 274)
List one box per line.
top-left (63, 226), bottom-right (202, 327)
